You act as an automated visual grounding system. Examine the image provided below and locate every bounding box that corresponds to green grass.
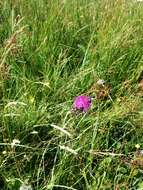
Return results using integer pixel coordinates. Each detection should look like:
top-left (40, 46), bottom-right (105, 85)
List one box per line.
top-left (0, 0), bottom-right (143, 189)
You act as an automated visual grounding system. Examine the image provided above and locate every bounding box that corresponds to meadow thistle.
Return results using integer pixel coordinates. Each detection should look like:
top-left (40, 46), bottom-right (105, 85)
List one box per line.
top-left (73, 95), bottom-right (92, 112)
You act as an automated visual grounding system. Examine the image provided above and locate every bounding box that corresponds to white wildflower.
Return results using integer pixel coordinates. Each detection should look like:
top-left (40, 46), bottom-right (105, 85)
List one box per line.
top-left (135, 144), bottom-right (140, 149)
top-left (2, 150), bottom-right (7, 155)
top-left (97, 79), bottom-right (105, 86)
top-left (11, 139), bottom-right (20, 148)
top-left (140, 150), bottom-right (143, 155)
top-left (19, 184), bottom-right (32, 190)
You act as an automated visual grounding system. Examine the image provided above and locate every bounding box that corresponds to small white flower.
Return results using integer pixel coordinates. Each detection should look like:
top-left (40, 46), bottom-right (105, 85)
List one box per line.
top-left (2, 150), bottom-right (7, 155)
top-left (23, 155), bottom-right (30, 162)
top-left (136, 0), bottom-right (143, 2)
top-left (19, 184), bottom-right (32, 190)
top-left (97, 79), bottom-right (105, 86)
top-left (140, 150), bottom-right (143, 155)
top-left (135, 144), bottom-right (140, 149)
top-left (11, 139), bottom-right (20, 148)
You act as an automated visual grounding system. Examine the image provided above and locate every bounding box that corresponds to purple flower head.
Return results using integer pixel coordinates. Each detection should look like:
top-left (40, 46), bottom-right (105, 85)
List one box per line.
top-left (73, 95), bottom-right (92, 112)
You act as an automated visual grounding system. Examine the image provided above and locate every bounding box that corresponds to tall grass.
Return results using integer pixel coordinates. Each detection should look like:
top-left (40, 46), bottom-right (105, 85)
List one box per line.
top-left (0, 0), bottom-right (143, 189)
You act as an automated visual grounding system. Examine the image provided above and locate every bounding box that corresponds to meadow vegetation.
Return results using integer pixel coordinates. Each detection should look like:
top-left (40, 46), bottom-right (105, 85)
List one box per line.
top-left (0, 0), bottom-right (143, 189)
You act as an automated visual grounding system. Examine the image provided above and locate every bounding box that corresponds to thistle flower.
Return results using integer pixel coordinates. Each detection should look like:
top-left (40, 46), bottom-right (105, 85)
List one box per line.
top-left (73, 95), bottom-right (92, 112)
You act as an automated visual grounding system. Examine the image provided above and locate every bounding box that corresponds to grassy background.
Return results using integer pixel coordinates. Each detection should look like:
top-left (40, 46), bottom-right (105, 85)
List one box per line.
top-left (0, 0), bottom-right (143, 189)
